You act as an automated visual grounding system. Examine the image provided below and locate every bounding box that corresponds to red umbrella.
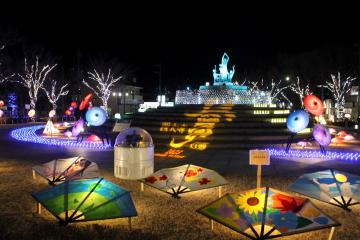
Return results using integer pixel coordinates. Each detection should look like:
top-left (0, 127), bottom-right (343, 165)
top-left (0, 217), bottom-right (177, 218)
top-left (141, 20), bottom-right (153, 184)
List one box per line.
top-left (79, 93), bottom-right (93, 111)
top-left (304, 95), bottom-right (324, 116)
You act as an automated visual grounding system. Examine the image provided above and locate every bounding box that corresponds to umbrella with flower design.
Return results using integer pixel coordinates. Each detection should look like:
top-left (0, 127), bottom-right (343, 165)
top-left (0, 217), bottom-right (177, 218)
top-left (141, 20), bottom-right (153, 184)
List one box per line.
top-left (140, 164), bottom-right (227, 198)
top-left (197, 187), bottom-right (339, 239)
top-left (289, 169), bottom-right (360, 211)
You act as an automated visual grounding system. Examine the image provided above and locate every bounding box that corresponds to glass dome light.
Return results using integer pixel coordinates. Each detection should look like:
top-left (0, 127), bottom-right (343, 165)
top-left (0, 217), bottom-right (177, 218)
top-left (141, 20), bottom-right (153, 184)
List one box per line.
top-left (115, 127), bottom-right (153, 148)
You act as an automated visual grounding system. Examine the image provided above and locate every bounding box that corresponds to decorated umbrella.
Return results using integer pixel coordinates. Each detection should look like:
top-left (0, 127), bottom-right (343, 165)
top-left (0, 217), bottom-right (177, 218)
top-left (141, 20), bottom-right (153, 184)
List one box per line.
top-left (32, 156), bottom-right (99, 185)
top-left (197, 187), bottom-right (339, 240)
top-left (32, 178), bottom-right (137, 225)
top-left (289, 169), bottom-right (360, 211)
top-left (79, 93), bottom-right (93, 111)
top-left (140, 164), bottom-right (228, 198)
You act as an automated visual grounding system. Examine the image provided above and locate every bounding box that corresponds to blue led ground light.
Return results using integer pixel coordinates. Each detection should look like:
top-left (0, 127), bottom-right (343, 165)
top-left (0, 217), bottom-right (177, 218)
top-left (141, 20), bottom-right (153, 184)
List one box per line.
top-left (267, 147), bottom-right (360, 161)
top-left (11, 125), bottom-right (111, 150)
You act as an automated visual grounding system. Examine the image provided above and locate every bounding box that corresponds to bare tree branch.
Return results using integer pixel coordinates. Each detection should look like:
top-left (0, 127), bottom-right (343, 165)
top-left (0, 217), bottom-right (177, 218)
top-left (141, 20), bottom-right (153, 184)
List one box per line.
top-left (42, 80), bottom-right (69, 111)
top-left (325, 72), bottom-right (356, 119)
top-left (290, 76), bottom-right (311, 106)
top-left (83, 68), bottom-right (122, 112)
top-left (16, 56), bottom-right (57, 109)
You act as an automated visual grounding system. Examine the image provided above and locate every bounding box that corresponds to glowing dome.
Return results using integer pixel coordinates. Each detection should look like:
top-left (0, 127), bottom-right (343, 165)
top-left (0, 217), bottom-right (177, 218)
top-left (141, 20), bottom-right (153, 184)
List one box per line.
top-left (115, 127), bottom-right (153, 148)
top-left (49, 110), bottom-right (56, 118)
top-left (313, 124), bottom-right (331, 146)
top-left (28, 109), bottom-right (36, 118)
top-left (85, 107), bottom-right (107, 126)
top-left (304, 95), bottom-right (324, 116)
top-left (287, 110), bottom-right (309, 133)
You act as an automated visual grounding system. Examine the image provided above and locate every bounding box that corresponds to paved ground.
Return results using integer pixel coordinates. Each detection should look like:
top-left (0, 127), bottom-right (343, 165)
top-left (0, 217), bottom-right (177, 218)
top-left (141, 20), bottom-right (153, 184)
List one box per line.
top-left (1, 123), bottom-right (360, 240)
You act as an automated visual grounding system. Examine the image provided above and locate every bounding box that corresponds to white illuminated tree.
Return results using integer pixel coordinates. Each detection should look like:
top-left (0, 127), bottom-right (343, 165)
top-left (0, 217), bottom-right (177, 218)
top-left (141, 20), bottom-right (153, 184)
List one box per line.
top-left (325, 72), bottom-right (356, 119)
top-left (267, 79), bottom-right (290, 103)
top-left (16, 56), bottom-right (57, 110)
top-left (290, 76), bottom-right (311, 106)
top-left (42, 80), bottom-right (69, 111)
top-left (0, 44), bottom-right (14, 83)
top-left (83, 69), bottom-right (122, 112)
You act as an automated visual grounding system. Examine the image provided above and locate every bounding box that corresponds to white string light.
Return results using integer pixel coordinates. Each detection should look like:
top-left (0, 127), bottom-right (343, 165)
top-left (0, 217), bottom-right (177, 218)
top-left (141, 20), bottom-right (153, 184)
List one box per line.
top-left (325, 72), bottom-right (356, 119)
top-left (83, 69), bottom-right (122, 112)
top-left (289, 76), bottom-right (311, 105)
top-left (42, 80), bottom-right (69, 111)
top-left (16, 56), bottom-right (57, 109)
top-left (0, 44), bottom-right (15, 83)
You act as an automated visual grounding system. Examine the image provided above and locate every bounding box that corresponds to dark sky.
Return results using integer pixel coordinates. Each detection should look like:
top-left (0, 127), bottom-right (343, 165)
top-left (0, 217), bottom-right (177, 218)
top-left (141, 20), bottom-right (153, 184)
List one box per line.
top-left (1, 2), bottom-right (359, 100)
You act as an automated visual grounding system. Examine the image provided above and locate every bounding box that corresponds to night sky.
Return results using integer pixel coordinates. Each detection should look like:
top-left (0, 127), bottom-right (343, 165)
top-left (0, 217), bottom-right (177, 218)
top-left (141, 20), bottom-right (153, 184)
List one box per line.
top-left (1, 3), bottom-right (359, 101)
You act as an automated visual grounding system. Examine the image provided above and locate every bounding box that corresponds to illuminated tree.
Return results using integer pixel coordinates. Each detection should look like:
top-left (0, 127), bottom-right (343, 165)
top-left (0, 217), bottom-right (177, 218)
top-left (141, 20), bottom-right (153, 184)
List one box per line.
top-left (42, 80), bottom-right (69, 111)
top-left (325, 72), bottom-right (356, 119)
top-left (83, 69), bottom-right (122, 112)
top-left (17, 56), bottom-right (57, 110)
top-left (0, 44), bottom-right (14, 83)
top-left (290, 76), bottom-right (311, 106)
top-left (250, 79), bottom-right (290, 104)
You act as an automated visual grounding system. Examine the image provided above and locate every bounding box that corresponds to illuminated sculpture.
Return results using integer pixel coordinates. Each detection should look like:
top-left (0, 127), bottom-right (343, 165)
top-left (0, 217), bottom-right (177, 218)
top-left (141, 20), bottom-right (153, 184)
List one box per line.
top-left (312, 124), bottom-right (331, 148)
top-left (28, 109), bottom-right (36, 118)
top-left (32, 178), bottom-right (137, 225)
top-left (71, 118), bottom-right (85, 137)
top-left (48, 110), bottom-right (56, 118)
top-left (197, 187), bottom-right (339, 239)
top-left (213, 53), bottom-right (235, 86)
top-left (85, 107), bottom-right (107, 126)
top-left (286, 110), bottom-right (309, 133)
top-left (289, 169), bottom-right (360, 211)
top-left (11, 125), bottom-right (111, 149)
top-left (304, 95), bottom-right (324, 116)
top-left (0, 109), bottom-right (3, 118)
top-left (0, 100), bottom-right (4, 107)
top-left (65, 109), bottom-right (72, 116)
top-left (141, 164), bottom-right (227, 198)
top-left (79, 93), bottom-right (93, 111)
top-left (43, 120), bottom-right (60, 135)
top-left (285, 110), bottom-right (310, 153)
top-left (176, 53), bottom-right (271, 105)
top-left (32, 156), bottom-right (99, 185)
top-left (114, 127), bottom-right (154, 180)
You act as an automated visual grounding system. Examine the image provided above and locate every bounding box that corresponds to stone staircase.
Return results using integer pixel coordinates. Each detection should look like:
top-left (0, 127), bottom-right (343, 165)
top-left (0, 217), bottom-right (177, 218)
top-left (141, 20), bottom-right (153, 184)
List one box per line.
top-left (129, 104), bottom-right (310, 149)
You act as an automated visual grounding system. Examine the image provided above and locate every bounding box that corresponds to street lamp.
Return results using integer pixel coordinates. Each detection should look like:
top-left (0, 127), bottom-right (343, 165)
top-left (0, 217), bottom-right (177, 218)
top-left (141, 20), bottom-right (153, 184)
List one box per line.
top-left (285, 76), bottom-right (290, 81)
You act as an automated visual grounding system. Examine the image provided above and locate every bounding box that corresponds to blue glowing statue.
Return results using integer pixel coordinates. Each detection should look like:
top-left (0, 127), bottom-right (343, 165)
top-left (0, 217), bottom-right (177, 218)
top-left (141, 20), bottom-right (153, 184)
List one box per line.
top-left (213, 53), bottom-right (235, 86)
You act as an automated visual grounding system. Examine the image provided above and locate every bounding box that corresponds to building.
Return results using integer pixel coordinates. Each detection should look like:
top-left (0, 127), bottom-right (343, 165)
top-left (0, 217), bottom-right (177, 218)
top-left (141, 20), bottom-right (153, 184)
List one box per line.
top-left (109, 84), bottom-right (143, 117)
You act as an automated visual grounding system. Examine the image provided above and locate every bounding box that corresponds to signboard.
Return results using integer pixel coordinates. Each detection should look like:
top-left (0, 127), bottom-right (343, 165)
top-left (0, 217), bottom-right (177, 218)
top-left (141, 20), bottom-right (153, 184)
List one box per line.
top-left (25, 104), bottom-right (31, 110)
top-left (249, 150), bottom-right (270, 165)
top-left (351, 86), bottom-right (359, 96)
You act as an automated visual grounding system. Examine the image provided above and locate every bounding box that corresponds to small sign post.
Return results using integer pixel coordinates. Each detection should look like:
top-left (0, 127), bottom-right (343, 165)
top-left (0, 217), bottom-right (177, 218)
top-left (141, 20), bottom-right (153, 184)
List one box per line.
top-left (249, 150), bottom-right (270, 188)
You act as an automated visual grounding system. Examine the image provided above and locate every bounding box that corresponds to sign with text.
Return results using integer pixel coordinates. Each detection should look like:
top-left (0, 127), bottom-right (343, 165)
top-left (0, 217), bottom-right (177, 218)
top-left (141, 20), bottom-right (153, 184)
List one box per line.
top-left (249, 150), bottom-right (270, 165)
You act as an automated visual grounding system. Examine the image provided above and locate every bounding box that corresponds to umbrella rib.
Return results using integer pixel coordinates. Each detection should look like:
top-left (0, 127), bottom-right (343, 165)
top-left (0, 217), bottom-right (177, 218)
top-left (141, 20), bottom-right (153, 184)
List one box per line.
top-left (248, 224), bottom-right (260, 239)
top-left (68, 178), bottom-right (104, 221)
top-left (260, 187), bottom-right (270, 238)
top-left (262, 226), bottom-right (277, 238)
top-left (330, 169), bottom-right (347, 206)
top-left (331, 197), bottom-right (344, 207)
top-left (54, 156), bottom-right (82, 183)
top-left (52, 159), bottom-right (58, 182)
top-left (64, 180), bottom-right (69, 222)
top-left (176, 164), bottom-right (192, 196)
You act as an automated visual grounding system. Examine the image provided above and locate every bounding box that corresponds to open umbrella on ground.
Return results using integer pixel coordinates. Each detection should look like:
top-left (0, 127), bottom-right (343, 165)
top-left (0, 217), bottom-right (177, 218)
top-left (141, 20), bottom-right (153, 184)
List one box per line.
top-left (289, 169), bottom-right (360, 211)
top-left (197, 187), bottom-right (339, 240)
top-left (32, 178), bottom-right (137, 226)
top-left (32, 156), bottom-right (99, 185)
top-left (140, 164), bottom-right (227, 198)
